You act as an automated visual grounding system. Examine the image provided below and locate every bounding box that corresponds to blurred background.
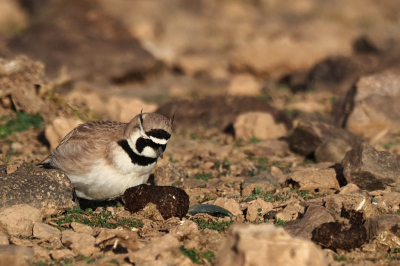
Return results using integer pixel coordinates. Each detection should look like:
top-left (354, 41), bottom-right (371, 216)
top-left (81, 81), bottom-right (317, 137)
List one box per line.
top-left (1, 0), bottom-right (400, 161)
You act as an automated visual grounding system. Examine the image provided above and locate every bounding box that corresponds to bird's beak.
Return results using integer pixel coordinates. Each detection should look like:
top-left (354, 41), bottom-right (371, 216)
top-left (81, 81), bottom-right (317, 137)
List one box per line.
top-left (157, 147), bottom-right (164, 159)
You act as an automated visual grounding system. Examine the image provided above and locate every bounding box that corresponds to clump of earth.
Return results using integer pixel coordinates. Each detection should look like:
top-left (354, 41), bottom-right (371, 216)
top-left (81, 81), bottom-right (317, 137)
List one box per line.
top-left (2, 0), bottom-right (400, 265)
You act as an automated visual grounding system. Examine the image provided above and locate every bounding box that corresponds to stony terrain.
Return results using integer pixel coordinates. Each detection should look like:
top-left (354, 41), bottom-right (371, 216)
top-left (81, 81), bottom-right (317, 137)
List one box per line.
top-left (1, 0), bottom-right (400, 265)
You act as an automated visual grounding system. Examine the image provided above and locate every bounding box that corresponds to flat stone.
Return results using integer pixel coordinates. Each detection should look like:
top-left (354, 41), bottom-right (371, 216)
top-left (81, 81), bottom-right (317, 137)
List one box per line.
top-left (61, 230), bottom-right (96, 257)
top-left (288, 121), bottom-right (361, 163)
top-left (287, 163), bottom-right (340, 191)
top-left (342, 142), bottom-right (400, 191)
top-left (214, 224), bottom-right (327, 266)
top-left (0, 166), bottom-right (76, 216)
top-left (212, 198), bottom-right (242, 217)
top-left (241, 171), bottom-right (280, 196)
top-left (51, 249), bottom-right (75, 261)
top-left (129, 234), bottom-right (179, 263)
top-left (0, 205), bottom-right (41, 237)
top-left (71, 222), bottom-right (93, 235)
top-left (33, 222), bottom-right (61, 245)
top-left (285, 205), bottom-right (337, 240)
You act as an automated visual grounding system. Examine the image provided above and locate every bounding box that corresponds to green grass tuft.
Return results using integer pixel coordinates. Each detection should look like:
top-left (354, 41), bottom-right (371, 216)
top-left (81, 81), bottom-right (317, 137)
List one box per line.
top-left (0, 112), bottom-right (43, 138)
top-left (179, 246), bottom-right (216, 264)
top-left (193, 218), bottom-right (233, 232)
top-left (50, 206), bottom-right (143, 230)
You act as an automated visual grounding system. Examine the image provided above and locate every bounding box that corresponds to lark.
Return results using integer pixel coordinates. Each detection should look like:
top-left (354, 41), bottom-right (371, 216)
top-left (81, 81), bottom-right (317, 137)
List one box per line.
top-left (41, 111), bottom-right (173, 200)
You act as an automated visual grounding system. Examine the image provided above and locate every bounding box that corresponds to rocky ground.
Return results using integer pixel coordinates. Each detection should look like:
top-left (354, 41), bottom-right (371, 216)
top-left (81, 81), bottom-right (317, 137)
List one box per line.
top-left (1, 0), bottom-right (400, 265)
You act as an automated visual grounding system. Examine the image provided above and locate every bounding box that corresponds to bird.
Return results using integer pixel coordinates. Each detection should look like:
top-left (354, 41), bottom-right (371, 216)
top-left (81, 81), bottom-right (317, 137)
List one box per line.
top-left (41, 111), bottom-right (173, 201)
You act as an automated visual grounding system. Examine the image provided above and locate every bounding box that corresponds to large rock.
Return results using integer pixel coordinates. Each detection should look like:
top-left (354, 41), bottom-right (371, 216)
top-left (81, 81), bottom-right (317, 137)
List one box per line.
top-left (157, 96), bottom-right (292, 134)
top-left (61, 230), bottom-right (96, 257)
top-left (228, 74), bottom-right (261, 96)
top-left (334, 69), bottom-right (400, 139)
top-left (214, 224), bottom-right (327, 266)
top-left (234, 112), bottom-right (288, 141)
top-left (0, 205), bottom-right (41, 237)
top-left (288, 121), bottom-right (362, 163)
top-left (287, 163), bottom-right (340, 191)
top-left (305, 55), bottom-right (381, 94)
top-left (341, 142), bottom-right (400, 191)
top-left (6, 0), bottom-right (162, 81)
top-left (0, 166), bottom-right (76, 216)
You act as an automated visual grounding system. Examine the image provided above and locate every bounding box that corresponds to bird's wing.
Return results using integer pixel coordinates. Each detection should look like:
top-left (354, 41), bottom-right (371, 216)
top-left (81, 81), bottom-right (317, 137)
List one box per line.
top-left (45, 121), bottom-right (126, 174)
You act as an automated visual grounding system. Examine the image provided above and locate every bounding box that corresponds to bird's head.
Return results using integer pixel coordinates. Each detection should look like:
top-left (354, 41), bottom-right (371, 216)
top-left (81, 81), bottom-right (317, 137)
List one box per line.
top-left (125, 111), bottom-right (173, 159)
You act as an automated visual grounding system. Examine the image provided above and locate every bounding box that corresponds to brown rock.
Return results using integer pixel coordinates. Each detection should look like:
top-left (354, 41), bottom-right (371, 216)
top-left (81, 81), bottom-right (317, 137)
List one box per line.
top-left (214, 224), bottom-right (327, 266)
top-left (285, 205), bottom-right (337, 240)
top-left (95, 228), bottom-right (139, 252)
top-left (287, 163), bottom-right (340, 191)
top-left (6, 0), bottom-right (162, 81)
top-left (0, 205), bottom-right (41, 237)
top-left (365, 214), bottom-right (400, 250)
top-left (61, 230), bottom-right (96, 257)
top-left (0, 245), bottom-right (34, 266)
top-left (275, 203), bottom-right (305, 222)
top-left (228, 74), bottom-right (261, 96)
top-left (33, 245), bottom-right (50, 261)
top-left (124, 185), bottom-right (189, 219)
top-left (342, 142), bottom-right (400, 191)
top-left (0, 56), bottom-right (50, 117)
top-left (157, 96), bottom-right (291, 133)
top-left (212, 198), bottom-right (242, 217)
top-left (325, 190), bottom-right (380, 222)
top-left (306, 55), bottom-right (381, 94)
top-left (376, 192), bottom-right (400, 213)
top-left (241, 171), bottom-right (280, 196)
top-left (234, 112), bottom-right (287, 140)
top-left (0, 232), bottom-right (9, 245)
top-left (169, 220), bottom-right (199, 239)
top-left (334, 70), bottom-right (400, 139)
top-left (152, 164), bottom-right (185, 186)
top-left (33, 222), bottom-right (61, 242)
top-left (51, 249), bottom-right (75, 261)
top-left (128, 234), bottom-right (179, 263)
top-left (251, 139), bottom-right (290, 158)
top-left (0, 166), bottom-right (75, 216)
top-left (246, 198), bottom-right (273, 222)
top-left (45, 117), bottom-right (83, 150)
top-left (288, 121), bottom-right (361, 163)
top-left (70, 222), bottom-right (93, 235)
